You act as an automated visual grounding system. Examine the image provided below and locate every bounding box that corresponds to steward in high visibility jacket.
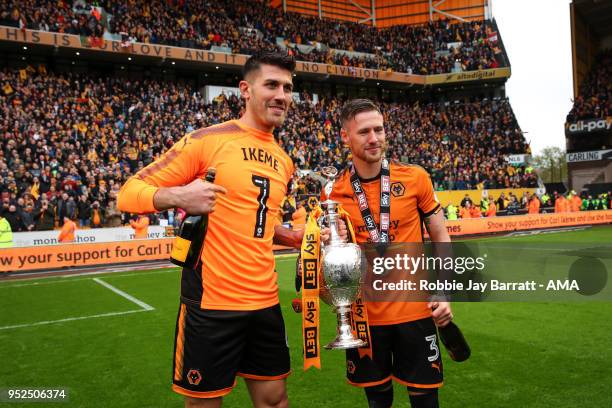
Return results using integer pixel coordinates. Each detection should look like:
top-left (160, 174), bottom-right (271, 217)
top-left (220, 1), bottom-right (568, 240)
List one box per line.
top-left (0, 215), bottom-right (12, 248)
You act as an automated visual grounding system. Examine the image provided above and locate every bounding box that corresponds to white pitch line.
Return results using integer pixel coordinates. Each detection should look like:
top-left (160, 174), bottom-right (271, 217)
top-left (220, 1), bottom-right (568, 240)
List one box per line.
top-left (0, 309), bottom-right (148, 331)
top-left (93, 278), bottom-right (155, 311)
top-left (0, 269), bottom-right (175, 289)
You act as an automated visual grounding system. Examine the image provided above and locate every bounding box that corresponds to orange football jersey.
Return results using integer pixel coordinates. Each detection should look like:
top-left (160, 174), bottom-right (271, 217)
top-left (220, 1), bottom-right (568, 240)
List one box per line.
top-left (119, 120), bottom-right (294, 310)
top-left (328, 162), bottom-right (441, 325)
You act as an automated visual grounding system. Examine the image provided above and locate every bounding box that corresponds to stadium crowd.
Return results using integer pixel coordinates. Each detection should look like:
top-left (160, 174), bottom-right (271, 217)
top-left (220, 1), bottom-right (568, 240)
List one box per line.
top-left (0, 0), bottom-right (503, 74)
top-left (443, 190), bottom-right (611, 220)
top-left (0, 65), bottom-right (533, 231)
top-left (566, 50), bottom-right (611, 123)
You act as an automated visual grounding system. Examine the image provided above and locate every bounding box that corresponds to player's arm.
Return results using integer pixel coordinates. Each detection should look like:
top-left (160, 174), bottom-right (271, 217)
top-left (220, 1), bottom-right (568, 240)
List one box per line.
top-left (423, 209), bottom-right (450, 243)
top-left (272, 223), bottom-right (342, 248)
top-left (417, 167), bottom-right (453, 326)
top-left (152, 179), bottom-right (226, 214)
top-left (424, 209), bottom-right (453, 327)
top-left (273, 224), bottom-right (303, 248)
top-left (118, 134), bottom-right (226, 214)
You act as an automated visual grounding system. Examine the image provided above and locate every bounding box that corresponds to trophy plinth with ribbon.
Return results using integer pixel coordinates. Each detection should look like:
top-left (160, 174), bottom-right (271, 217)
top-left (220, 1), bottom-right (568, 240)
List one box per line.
top-left (319, 167), bottom-right (366, 350)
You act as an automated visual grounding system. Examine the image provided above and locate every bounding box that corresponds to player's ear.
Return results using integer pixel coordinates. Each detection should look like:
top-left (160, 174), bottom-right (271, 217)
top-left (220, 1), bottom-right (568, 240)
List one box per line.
top-left (239, 80), bottom-right (250, 101)
top-left (340, 127), bottom-right (349, 145)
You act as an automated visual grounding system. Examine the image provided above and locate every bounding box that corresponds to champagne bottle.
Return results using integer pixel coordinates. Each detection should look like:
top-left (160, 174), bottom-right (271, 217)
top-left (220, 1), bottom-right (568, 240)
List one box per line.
top-left (438, 321), bottom-right (471, 362)
top-left (170, 168), bottom-right (216, 269)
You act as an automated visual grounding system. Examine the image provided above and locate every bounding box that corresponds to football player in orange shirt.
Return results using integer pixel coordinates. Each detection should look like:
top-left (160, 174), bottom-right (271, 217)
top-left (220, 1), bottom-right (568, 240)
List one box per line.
top-left (328, 99), bottom-right (453, 408)
top-left (119, 52), bottom-right (334, 408)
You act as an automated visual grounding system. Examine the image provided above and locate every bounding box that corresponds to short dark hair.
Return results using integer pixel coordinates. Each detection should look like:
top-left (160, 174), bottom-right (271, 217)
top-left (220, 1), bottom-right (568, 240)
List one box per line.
top-left (339, 98), bottom-right (381, 127)
top-left (242, 51), bottom-right (296, 79)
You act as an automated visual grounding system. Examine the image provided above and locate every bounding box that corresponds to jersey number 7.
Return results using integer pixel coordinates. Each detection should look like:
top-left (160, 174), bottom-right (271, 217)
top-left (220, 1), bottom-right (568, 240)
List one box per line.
top-left (252, 175), bottom-right (270, 238)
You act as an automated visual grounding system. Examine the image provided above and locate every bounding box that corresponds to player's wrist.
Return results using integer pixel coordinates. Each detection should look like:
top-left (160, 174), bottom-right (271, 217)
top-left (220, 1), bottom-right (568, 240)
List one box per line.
top-left (292, 229), bottom-right (304, 248)
top-left (154, 186), bottom-right (180, 211)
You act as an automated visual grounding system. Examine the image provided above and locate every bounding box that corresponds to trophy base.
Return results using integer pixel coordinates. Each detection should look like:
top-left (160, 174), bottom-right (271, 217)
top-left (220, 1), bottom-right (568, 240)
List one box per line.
top-left (325, 306), bottom-right (367, 350)
top-left (325, 337), bottom-right (366, 350)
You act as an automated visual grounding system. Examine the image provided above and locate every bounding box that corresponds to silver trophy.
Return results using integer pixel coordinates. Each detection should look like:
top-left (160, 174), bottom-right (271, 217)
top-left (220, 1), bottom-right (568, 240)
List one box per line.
top-left (319, 167), bottom-right (366, 349)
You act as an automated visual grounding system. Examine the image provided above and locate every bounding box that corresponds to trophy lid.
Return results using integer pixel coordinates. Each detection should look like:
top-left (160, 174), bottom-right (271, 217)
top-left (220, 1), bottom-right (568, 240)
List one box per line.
top-left (321, 166), bottom-right (338, 200)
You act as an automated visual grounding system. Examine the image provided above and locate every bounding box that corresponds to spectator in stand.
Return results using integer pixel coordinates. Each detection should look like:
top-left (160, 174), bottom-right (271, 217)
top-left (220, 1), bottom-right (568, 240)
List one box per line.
top-left (90, 200), bottom-right (105, 228)
top-left (291, 200), bottom-right (307, 230)
top-left (593, 194), bottom-right (601, 210)
top-left (585, 195), bottom-right (595, 211)
top-left (3, 204), bottom-right (23, 232)
top-left (1, 198), bottom-right (10, 216)
top-left (554, 192), bottom-right (568, 213)
top-left (485, 197), bottom-right (497, 217)
top-left (58, 215), bottom-right (77, 242)
top-left (496, 193), bottom-right (507, 212)
top-left (541, 192), bottom-right (552, 209)
top-left (566, 51), bottom-right (611, 123)
top-left (446, 203), bottom-right (458, 220)
top-left (55, 193), bottom-right (71, 227)
top-left (21, 203), bottom-right (36, 231)
top-left (506, 195), bottom-right (520, 215)
top-left (596, 193), bottom-right (608, 210)
top-left (520, 191), bottom-right (529, 209)
top-left (460, 194), bottom-right (472, 208)
top-left (581, 193), bottom-right (590, 211)
top-left (33, 198), bottom-right (55, 230)
top-left (280, 196), bottom-right (296, 224)
top-left (104, 198), bottom-right (122, 227)
top-left (479, 196), bottom-right (489, 215)
top-left (569, 191), bottom-right (582, 212)
top-left (77, 194), bottom-right (92, 227)
top-left (459, 201), bottom-right (481, 218)
top-left (0, 212), bottom-right (12, 248)
top-left (129, 214), bottom-right (149, 239)
top-left (528, 193), bottom-right (540, 214)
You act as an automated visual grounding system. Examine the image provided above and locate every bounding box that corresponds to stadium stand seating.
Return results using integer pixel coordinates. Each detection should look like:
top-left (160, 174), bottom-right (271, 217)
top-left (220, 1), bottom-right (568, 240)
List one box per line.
top-left (0, 0), bottom-right (556, 228)
top-left (0, 0), bottom-right (504, 74)
top-left (566, 50), bottom-right (611, 122)
top-left (0, 64), bottom-right (535, 229)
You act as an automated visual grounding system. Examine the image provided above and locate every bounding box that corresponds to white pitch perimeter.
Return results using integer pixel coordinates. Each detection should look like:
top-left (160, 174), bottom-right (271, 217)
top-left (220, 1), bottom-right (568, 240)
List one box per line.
top-left (0, 309), bottom-right (148, 331)
top-left (93, 278), bottom-right (155, 311)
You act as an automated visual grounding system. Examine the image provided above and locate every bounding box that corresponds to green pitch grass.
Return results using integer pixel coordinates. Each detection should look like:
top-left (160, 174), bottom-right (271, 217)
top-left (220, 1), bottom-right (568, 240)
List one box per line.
top-left (1, 226), bottom-right (612, 407)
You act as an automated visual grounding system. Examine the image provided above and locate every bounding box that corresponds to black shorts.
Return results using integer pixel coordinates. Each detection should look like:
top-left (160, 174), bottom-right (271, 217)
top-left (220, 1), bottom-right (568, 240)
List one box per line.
top-left (346, 317), bottom-right (443, 391)
top-left (172, 302), bottom-right (291, 398)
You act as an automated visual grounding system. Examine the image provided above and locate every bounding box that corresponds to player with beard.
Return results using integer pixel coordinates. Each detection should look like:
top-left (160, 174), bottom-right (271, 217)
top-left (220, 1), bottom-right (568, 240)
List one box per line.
top-left (119, 52), bottom-right (322, 408)
top-left (327, 99), bottom-right (453, 408)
